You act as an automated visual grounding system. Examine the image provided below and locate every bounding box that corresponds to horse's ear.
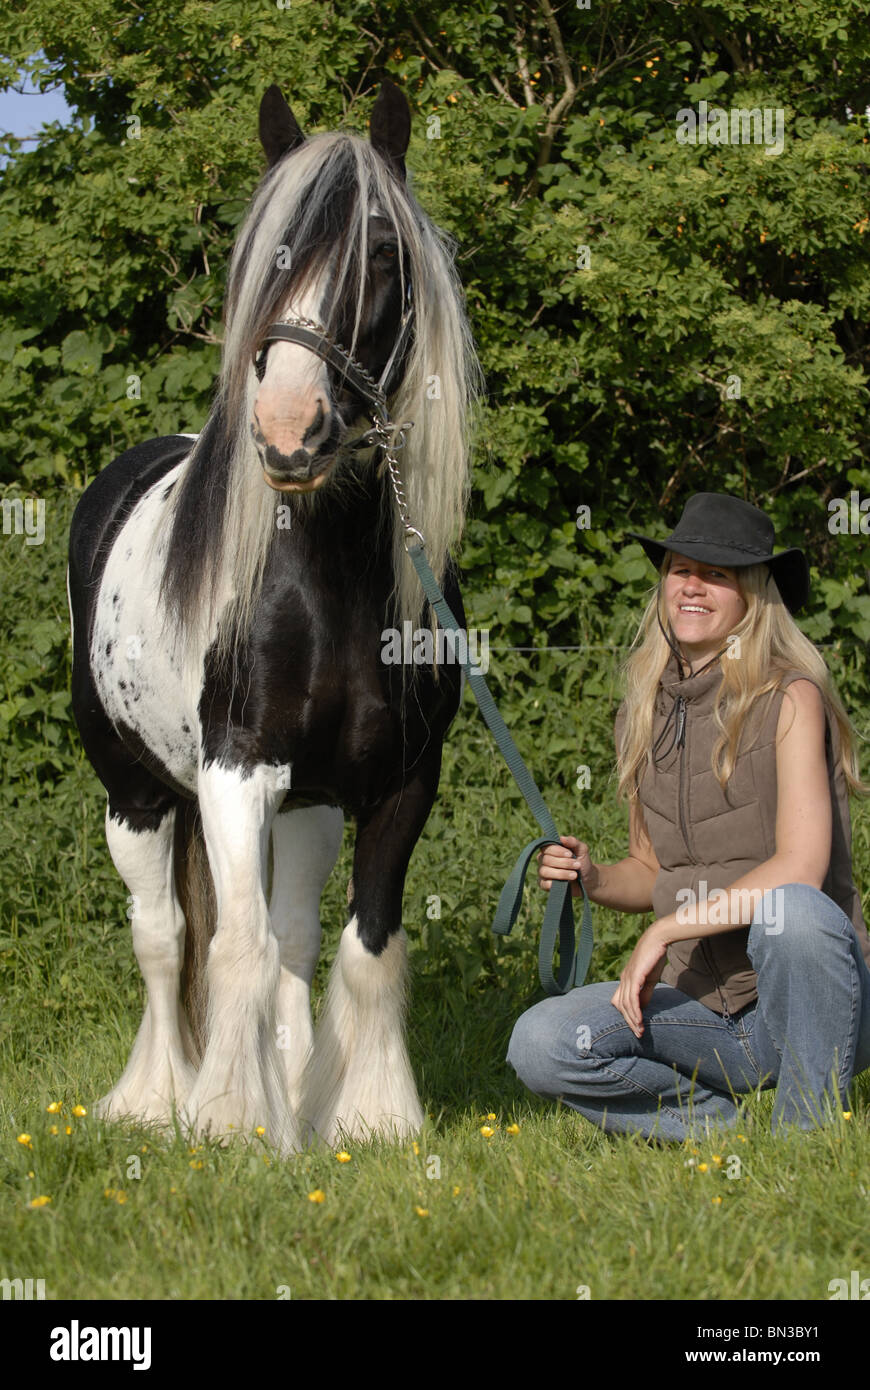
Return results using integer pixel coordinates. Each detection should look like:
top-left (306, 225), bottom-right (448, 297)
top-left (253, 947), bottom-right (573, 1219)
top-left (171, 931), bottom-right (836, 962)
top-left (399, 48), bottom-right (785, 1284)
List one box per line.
top-left (370, 78), bottom-right (410, 180)
top-left (259, 86), bottom-right (306, 167)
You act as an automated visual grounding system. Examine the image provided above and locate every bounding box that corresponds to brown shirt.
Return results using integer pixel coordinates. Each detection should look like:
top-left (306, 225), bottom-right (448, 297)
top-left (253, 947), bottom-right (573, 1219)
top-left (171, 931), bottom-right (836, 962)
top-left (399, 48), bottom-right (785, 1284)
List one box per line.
top-left (614, 653), bottom-right (870, 1015)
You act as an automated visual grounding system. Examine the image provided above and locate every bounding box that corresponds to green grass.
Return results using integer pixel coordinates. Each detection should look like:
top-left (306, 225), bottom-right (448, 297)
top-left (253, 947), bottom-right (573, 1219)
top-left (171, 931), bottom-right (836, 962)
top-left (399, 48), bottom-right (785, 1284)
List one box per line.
top-left (1, 487), bottom-right (869, 1299)
top-left (2, 726), bottom-right (870, 1301)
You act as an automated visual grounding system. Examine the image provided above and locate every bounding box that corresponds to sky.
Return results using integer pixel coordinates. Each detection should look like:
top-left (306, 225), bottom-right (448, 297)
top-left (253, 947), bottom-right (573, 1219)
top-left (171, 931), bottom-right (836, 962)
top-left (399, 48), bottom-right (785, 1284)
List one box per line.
top-left (0, 68), bottom-right (75, 141)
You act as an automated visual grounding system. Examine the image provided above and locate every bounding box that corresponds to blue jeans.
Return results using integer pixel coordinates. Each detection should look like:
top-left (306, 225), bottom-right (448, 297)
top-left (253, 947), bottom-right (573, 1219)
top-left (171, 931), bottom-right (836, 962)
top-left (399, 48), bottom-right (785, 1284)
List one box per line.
top-left (507, 884), bottom-right (870, 1140)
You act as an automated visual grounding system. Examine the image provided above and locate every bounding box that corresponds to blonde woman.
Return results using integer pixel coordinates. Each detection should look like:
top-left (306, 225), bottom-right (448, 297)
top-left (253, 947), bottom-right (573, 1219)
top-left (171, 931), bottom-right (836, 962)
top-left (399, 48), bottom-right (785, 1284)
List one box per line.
top-left (507, 493), bottom-right (870, 1139)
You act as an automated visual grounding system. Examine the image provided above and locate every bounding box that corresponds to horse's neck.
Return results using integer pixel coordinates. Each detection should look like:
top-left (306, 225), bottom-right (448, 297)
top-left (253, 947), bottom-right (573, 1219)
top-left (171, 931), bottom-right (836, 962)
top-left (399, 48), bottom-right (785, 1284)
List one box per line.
top-left (267, 464), bottom-right (395, 599)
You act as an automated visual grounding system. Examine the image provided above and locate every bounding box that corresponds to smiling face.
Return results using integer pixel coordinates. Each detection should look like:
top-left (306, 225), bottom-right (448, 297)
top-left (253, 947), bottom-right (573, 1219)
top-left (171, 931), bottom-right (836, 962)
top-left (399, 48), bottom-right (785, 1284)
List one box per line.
top-left (662, 552), bottom-right (748, 668)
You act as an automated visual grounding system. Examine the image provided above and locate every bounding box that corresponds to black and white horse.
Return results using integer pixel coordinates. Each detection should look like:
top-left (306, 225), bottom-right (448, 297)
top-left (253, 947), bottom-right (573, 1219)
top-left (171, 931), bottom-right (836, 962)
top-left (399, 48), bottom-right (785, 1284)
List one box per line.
top-left (68, 82), bottom-right (480, 1153)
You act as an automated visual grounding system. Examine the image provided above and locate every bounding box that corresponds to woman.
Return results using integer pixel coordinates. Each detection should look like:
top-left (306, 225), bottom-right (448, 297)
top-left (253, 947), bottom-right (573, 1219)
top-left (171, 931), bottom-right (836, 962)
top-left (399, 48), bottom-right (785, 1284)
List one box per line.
top-left (507, 492), bottom-right (870, 1140)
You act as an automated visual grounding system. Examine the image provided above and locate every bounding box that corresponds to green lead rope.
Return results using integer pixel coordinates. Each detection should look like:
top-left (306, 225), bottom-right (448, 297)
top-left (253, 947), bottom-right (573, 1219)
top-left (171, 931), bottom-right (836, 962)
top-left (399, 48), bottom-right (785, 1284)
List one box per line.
top-left (407, 542), bottom-right (594, 995)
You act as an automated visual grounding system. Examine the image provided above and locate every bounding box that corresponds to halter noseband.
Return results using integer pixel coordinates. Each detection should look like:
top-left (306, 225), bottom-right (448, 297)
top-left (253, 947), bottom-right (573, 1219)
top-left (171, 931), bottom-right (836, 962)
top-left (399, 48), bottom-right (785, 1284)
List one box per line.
top-left (253, 280), bottom-right (415, 428)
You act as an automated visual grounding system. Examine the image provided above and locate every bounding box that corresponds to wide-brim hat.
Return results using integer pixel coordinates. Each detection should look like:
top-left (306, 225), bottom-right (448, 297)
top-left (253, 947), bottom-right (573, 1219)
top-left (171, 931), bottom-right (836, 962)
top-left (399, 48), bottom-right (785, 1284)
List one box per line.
top-left (625, 492), bottom-right (810, 614)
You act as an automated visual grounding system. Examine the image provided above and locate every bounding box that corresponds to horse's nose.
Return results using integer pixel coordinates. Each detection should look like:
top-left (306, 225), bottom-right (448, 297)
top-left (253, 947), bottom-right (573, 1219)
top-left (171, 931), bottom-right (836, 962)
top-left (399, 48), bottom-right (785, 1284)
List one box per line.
top-left (252, 388), bottom-right (332, 462)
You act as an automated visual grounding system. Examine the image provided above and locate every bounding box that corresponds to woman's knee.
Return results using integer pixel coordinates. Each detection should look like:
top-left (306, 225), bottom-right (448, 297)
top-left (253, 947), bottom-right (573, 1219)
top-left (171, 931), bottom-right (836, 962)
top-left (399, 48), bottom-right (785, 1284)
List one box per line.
top-left (747, 882), bottom-right (852, 966)
top-left (507, 984), bottom-right (618, 1094)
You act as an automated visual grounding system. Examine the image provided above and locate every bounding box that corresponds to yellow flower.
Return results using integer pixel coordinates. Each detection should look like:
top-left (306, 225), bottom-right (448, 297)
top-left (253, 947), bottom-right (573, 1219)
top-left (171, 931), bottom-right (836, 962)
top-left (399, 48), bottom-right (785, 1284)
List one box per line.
top-left (506, 1123), bottom-right (520, 1135)
top-left (711, 1196), bottom-right (722, 1206)
top-left (411, 1142), bottom-right (420, 1155)
top-left (64, 1126), bottom-right (72, 1136)
top-left (645, 60), bottom-right (654, 67)
top-left (736, 1134), bottom-right (747, 1142)
top-left (480, 1125), bottom-right (494, 1138)
top-left (712, 1155), bottom-right (722, 1165)
top-left (104, 1188), bottom-right (126, 1203)
top-left (698, 1163), bottom-right (708, 1173)
top-left (485, 1112), bottom-right (497, 1121)
top-left (28, 1195), bottom-right (52, 1209)
top-left (255, 1126), bottom-right (266, 1136)
top-left (46, 1102), bottom-right (62, 1114)
top-left (27, 1170), bottom-right (34, 1178)
top-left (189, 1159), bottom-right (203, 1170)
top-left (49, 1126), bottom-right (58, 1136)
top-left (335, 1151), bottom-right (351, 1163)
top-left (843, 1111), bottom-right (852, 1120)
top-left (17, 1134), bottom-right (32, 1148)
top-left (452, 1186), bottom-right (461, 1196)
top-left (414, 1206), bottom-right (429, 1217)
top-left (308, 1189), bottom-right (325, 1204)
top-left (72, 1105), bottom-right (87, 1118)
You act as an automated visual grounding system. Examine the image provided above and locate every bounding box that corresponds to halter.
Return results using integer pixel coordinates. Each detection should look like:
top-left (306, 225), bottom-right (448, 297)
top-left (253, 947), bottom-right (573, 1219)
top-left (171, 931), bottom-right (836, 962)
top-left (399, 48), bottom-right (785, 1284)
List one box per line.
top-left (253, 281), bottom-right (422, 543)
top-left (253, 279), bottom-right (415, 427)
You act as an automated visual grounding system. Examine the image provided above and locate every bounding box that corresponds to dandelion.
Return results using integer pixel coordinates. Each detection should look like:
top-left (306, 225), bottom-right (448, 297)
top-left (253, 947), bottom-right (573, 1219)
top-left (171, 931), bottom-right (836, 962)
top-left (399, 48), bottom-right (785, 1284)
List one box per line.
top-left (485, 1112), bottom-right (497, 1121)
top-left (28, 1195), bottom-right (52, 1209)
top-left (712, 1155), bottom-right (722, 1166)
top-left (308, 1189), bottom-right (325, 1204)
top-left (49, 1125), bottom-right (58, 1136)
top-left (480, 1126), bottom-right (494, 1139)
top-left (255, 1126), bottom-right (266, 1136)
top-left (506, 1123), bottom-right (520, 1135)
top-left (698, 1163), bottom-right (708, 1173)
top-left (711, 1196), bottom-right (722, 1206)
top-left (27, 1170), bottom-right (34, 1179)
top-left (414, 1206), bottom-right (429, 1217)
top-left (452, 1186), bottom-right (461, 1197)
top-left (72, 1106), bottom-right (87, 1118)
top-left (64, 1126), bottom-right (72, 1136)
top-left (335, 1151), bottom-right (351, 1164)
top-left (843, 1111), bottom-right (853, 1120)
top-left (17, 1134), bottom-right (32, 1149)
top-left (46, 1102), bottom-right (62, 1114)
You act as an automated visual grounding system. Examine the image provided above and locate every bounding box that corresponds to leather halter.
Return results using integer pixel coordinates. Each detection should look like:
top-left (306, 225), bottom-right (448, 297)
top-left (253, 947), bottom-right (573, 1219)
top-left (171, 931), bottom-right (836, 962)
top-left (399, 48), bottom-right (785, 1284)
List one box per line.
top-left (253, 281), bottom-right (415, 428)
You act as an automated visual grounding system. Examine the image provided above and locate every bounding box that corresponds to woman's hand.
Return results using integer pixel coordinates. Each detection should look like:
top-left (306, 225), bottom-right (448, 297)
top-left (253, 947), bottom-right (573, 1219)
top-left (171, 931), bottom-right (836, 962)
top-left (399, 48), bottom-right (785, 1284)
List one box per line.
top-left (610, 926), bottom-right (668, 1038)
top-left (537, 836), bottom-right (600, 898)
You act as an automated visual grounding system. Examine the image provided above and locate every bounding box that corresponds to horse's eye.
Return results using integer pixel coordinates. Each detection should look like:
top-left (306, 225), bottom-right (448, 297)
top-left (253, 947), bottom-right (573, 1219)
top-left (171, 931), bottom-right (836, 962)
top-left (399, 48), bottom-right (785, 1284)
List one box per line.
top-left (374, 241), bottom-right (397, 262)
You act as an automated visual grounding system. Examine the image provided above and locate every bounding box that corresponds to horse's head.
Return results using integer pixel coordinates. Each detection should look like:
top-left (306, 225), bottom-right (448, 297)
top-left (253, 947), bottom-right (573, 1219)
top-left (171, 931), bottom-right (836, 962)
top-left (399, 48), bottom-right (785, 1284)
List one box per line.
top-left (246, 82), bottom-right (413, 494)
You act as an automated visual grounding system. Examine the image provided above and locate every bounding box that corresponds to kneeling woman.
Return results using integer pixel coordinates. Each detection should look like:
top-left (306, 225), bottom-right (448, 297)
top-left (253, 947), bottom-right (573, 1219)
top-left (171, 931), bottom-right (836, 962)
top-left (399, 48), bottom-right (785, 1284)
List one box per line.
top-left (508, 493), bottom-right (870, 1139)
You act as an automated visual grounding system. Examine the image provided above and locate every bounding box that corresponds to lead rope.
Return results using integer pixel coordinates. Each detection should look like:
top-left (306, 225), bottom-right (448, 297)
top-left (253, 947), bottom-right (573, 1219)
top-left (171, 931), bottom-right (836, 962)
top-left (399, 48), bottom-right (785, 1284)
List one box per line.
top-left (367, 417), bottom-right (594, 996)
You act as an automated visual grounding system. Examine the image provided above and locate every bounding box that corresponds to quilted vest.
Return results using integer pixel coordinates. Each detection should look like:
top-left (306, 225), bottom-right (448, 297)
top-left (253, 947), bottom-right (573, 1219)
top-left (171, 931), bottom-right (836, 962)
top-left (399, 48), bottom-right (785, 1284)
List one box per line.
top-left (614, 652), bottom-right (870, 1015)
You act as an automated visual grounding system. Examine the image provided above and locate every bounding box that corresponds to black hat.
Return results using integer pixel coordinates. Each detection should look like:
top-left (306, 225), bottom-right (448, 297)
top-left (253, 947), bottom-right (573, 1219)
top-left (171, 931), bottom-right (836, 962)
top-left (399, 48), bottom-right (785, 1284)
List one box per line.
top-left (626, 492), bottom-right (810, 614)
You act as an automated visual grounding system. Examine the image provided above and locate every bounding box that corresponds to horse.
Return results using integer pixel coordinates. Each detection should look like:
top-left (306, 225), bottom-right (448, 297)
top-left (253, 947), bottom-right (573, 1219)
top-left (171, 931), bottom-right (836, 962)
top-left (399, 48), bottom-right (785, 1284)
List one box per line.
top-left (67, 80), bottom-right (481, 1154)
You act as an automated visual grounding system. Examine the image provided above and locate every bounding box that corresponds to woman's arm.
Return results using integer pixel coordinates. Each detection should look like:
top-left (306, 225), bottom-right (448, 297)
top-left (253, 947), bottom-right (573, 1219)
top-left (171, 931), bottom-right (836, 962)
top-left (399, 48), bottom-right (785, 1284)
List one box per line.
top-left (612, 679), bottom-right (833, 1036)
top-left (537, 799), bottom-right (659, 912)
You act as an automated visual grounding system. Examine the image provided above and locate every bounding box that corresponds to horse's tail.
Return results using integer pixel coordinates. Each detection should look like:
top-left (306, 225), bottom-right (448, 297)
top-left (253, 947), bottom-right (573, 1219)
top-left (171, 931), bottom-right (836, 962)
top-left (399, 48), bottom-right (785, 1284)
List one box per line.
top-left (175, 799), bottom-right (216, 1059)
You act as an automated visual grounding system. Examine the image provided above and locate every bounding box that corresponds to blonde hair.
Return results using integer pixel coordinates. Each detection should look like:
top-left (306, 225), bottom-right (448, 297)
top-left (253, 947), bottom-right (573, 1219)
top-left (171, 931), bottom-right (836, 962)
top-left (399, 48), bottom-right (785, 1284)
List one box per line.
top-left (616, 553), bottom-right (869, 801)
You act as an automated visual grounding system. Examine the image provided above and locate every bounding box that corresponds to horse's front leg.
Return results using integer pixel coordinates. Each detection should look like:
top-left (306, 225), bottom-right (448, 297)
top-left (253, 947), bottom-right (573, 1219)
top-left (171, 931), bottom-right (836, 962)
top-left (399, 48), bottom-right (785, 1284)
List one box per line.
top-left (301, 762), bottom-right (440, 1147)
top-left (182, 760), bottom-right (299, 1153)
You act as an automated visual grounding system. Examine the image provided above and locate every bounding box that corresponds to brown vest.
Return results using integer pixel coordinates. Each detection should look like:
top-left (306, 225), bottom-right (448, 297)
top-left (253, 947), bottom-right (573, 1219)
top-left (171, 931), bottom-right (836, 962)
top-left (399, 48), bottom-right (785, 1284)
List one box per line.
top-left (614, 653), bottom-right (870, 1015)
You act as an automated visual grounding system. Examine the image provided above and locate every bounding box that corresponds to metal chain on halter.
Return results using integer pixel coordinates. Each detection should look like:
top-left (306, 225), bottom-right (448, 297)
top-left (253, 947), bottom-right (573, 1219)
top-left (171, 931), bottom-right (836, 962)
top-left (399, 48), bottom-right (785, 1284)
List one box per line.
top-left (362, 417), bottom-right (424, 548)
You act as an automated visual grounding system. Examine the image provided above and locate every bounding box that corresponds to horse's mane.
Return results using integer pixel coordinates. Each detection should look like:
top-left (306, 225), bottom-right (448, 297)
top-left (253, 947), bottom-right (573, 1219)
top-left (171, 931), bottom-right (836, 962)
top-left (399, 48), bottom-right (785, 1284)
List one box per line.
top-left (159, 130), bottom-right (481, 665)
